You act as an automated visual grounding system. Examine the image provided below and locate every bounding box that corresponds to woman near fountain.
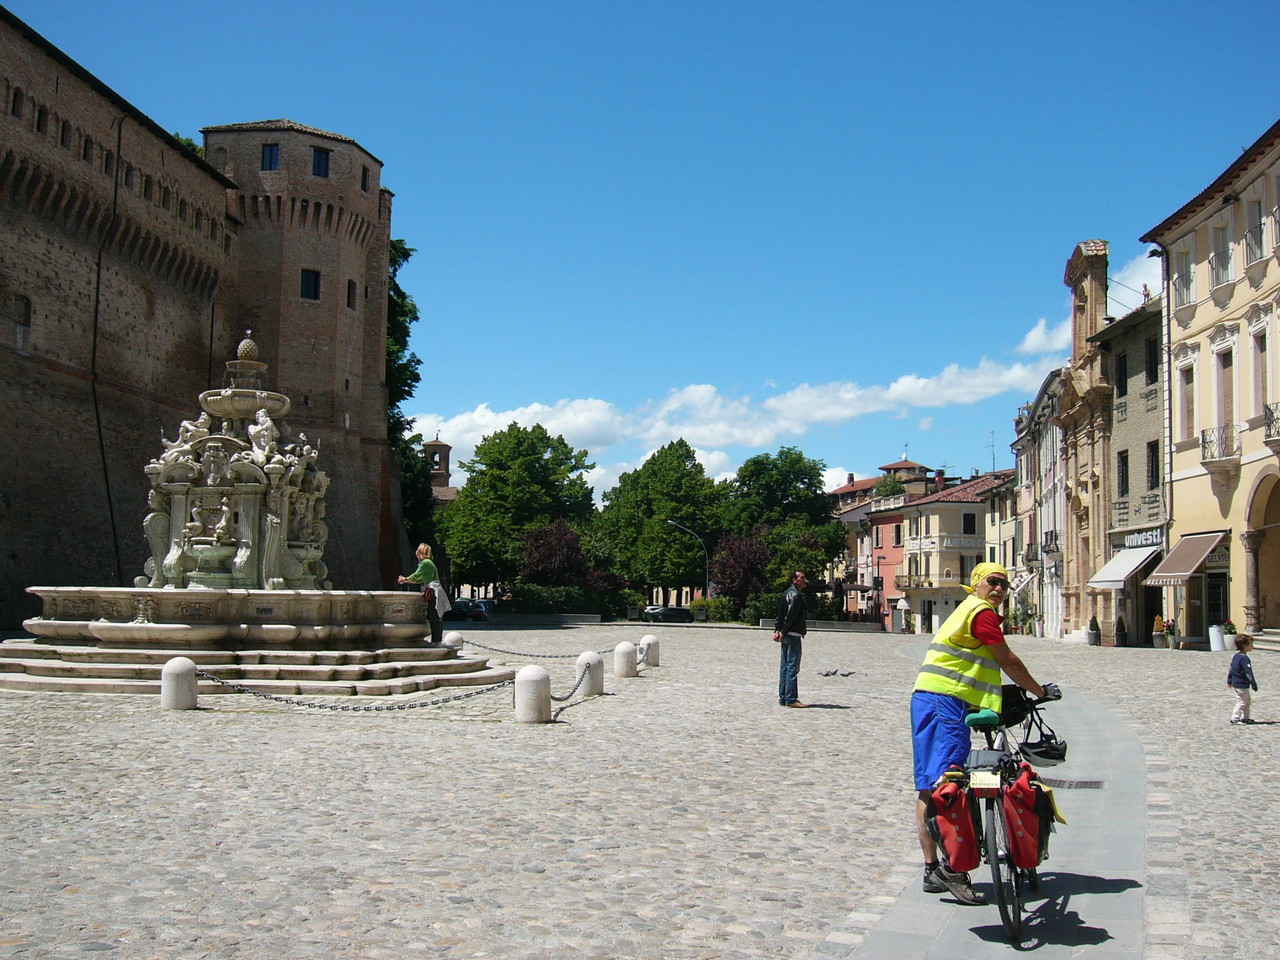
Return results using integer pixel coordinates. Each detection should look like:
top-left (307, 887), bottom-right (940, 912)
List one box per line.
top-left (398, 543), bottom-right (447, 644)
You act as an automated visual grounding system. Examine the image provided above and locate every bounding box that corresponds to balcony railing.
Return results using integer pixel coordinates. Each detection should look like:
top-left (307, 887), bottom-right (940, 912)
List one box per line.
top-left (1041, 530), bottom-right (1061, 555)
top-left (1023, 541), bottom-right (1040, 564)
top-left (1246, 221), bottom-right (1266, 264)
top-left (1209, 249), bottom-right (1232, 288)
top-left (1265, 403), bottom-right (1280, 452)
top-left (1172, 273), bottom-right (1193, 308)
top-left (1201, 424), bottom-right (1240, 462)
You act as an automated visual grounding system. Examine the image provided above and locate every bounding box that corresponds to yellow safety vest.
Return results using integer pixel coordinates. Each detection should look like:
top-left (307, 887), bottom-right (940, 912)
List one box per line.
top-left (914, 593), bottom-right (1003, 712)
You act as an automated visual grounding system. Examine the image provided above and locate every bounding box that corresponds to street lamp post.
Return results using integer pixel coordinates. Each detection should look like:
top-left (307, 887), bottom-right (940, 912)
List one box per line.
top-left (666, 519), bottom-right (711, 601)
top-left (875, 554), bottom-right (887, 632)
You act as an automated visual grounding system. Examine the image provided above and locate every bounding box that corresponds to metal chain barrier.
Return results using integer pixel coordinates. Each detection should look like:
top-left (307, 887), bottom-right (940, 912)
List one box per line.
top-left (549, 664), bottom-right (590, 703)
top-left (461, 638), bottom-right (614, 659)
top-left (194, 668), bottom-right (514, 712)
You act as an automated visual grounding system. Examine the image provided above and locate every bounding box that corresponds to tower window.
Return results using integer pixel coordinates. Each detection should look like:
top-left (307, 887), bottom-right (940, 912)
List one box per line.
top-left (311, 147), bottom-right (331, 178)
top-left (300, 269), bottom-right (321, 300)
top-left (261, 143), bottom-right (279, 171)
top-left (7, 292), bottom-right (32, 351)
top-left (361, 165), bottom-right (370, 192)
top-left (346, 279), bottom-right (357, 309)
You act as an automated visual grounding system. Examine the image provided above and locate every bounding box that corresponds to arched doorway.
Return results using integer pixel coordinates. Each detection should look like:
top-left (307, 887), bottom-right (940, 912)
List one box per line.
top-left (1247, 472), bottom-right (1280, 629)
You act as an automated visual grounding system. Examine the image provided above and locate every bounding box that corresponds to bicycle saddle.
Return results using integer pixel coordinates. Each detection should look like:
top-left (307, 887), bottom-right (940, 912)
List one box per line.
top-left (965, 708), bottom-right (1001, 728)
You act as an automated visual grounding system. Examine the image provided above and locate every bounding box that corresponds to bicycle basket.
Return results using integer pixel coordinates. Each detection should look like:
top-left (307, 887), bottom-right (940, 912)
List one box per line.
top-left (999, 684), bottom-right (1031, 727)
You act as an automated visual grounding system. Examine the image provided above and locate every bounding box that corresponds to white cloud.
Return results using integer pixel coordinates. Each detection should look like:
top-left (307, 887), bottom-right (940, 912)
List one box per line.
top-left (823, 466), bottom-right (855, 491)
top-left (406, 354), bottom-right (1063, 495)
top-left (1015, 317), bottom-right (1071, 355)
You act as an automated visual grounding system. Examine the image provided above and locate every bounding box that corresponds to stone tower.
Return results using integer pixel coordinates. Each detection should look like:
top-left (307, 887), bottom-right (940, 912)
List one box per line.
top-left (422, 434), bottom-right (452, 489)
top-left (201, 120), bottom-right (401, 588)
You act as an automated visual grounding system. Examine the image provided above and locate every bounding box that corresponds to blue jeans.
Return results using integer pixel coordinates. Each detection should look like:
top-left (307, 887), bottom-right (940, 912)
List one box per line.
top-left (778, 633), bottom-right (803, 704)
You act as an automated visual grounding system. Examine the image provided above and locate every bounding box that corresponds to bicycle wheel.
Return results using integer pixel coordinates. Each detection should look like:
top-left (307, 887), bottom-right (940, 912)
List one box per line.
top-left (984, 796), bottom-right (1023, 939)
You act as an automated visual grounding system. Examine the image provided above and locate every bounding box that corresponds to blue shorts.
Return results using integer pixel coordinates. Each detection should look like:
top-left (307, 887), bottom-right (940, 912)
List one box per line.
top-left (911, 690), bottom-right (972, 790)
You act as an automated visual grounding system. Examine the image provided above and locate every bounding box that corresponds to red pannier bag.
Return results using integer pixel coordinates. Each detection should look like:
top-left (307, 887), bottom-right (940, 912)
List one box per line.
top-left (929, 769), bottom-right (980, 872)
top-left (1002, 763), bottom-right (1045, 869)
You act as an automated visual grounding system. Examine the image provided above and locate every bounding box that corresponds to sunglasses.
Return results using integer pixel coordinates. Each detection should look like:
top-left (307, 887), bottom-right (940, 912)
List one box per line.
top-left (985, 577), bottom-right (1010, 590)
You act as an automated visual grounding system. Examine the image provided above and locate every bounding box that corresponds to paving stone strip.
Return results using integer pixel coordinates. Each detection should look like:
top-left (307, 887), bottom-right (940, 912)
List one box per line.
top-left (0, 626), bottom-right (1274, 959)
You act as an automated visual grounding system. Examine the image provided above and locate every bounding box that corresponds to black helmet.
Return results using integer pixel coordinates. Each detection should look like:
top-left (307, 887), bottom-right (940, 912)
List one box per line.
top-left (1020, 734), bottom-right (1068, 766)
top-left (1018, 705), bottom-right (1067, 765)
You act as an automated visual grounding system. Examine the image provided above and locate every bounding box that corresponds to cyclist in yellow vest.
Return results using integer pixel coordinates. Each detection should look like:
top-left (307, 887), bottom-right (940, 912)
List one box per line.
top-left (911, 562), bottom-right (1061, 904)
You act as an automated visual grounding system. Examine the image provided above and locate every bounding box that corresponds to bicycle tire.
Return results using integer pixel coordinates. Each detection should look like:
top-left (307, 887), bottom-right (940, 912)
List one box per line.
top-left (984, 796), bottom-right (1023, 939)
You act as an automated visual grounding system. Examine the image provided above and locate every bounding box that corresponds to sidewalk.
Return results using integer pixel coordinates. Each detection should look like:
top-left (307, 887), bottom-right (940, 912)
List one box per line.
top-left (831, 681), bottom-right (1146, 958)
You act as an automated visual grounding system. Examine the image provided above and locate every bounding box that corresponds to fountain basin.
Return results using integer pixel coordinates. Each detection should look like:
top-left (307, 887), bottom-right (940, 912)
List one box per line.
top-left (24, 587), bottom-right (430, 650)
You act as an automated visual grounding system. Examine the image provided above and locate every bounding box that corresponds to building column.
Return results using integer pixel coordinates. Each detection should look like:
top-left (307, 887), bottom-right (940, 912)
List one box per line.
top-left (1240, 528), bottom-right (1263, 632)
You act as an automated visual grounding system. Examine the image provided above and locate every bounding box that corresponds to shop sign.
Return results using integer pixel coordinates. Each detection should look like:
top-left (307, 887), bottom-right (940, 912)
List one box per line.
top-left (1205, 544), bottom-right (1230, 570)
top-left (1123, 528), bottom-right (1163, 548)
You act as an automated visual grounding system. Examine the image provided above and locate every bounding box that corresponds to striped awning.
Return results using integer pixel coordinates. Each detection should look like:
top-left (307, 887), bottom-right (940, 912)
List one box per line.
top-left (1143, 532), bottom-right (1225, 587)
top-left (1087, 546), bottom-right (1160, 589)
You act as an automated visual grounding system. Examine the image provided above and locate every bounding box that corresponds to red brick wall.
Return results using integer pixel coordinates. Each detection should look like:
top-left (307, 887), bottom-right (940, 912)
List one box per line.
top-left (0, 11), bottom-right (403, 626)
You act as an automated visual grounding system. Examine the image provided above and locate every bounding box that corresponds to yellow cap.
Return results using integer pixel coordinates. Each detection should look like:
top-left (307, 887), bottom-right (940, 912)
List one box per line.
top-left (963, 562), bottom-right (1010, 595)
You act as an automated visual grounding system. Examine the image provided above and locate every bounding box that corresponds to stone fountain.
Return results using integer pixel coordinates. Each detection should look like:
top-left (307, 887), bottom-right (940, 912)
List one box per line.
top-left (7, 336), bottom-right (511, 694)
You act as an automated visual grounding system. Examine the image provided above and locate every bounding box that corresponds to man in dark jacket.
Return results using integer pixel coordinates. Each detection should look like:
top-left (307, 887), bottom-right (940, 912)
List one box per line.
top-left (772, 570), bottom-right (808, 707)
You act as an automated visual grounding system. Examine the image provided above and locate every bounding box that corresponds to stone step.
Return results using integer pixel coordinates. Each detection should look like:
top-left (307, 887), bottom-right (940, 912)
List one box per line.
top-left (0, 641), bottom-right (456, 667)
top-left (0, 664), bottom-right (516, 697)
top-left (0, 654), bottom-right (495, 683)
top-left (1252, 630), bottom-right (1280, 654)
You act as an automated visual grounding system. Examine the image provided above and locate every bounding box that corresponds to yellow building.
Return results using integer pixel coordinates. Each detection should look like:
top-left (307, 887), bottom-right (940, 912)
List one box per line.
top-left (1140, 118), bottom-right (1280, 640)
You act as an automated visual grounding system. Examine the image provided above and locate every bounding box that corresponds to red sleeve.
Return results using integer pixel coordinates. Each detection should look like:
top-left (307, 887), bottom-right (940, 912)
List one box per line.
top-left (971, 608), bottom-right (1006, 646)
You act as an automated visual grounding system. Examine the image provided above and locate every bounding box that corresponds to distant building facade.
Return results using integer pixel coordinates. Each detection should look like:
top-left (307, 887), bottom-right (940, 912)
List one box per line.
top-left (1012, 368), bottom-right (1065, 639)
top-left (1055, 241), bottom-right (1115, 639)
top-left (0, 8), bottom-right (403, 626)
top-left (1140, 118), bottom-right (1280, 638)
top-left (1085, 297), bottom-right (1167, 646)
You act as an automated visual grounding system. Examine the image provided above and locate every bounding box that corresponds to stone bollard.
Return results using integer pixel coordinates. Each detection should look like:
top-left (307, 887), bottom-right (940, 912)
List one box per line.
top-left (161, 656), bottom-right (198, 710)
top-left (576, 651), bottom-right (605, 696)
top-left (442, 630), bottom-right (464, 649)
top-left (638, 634), bottom-right (660, 667)
top-left (514, 664), bottom-right (552, 723)
top-left (614, 641), bottom-right (639, 678)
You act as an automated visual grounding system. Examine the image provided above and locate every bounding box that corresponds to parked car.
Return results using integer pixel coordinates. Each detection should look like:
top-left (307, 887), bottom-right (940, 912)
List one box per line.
top-left (644, 605), bottom-right (695, 623)
top-left (443, 598), bottom-right (488, 621)
top-left (472, 599), bottom-right (499, 618)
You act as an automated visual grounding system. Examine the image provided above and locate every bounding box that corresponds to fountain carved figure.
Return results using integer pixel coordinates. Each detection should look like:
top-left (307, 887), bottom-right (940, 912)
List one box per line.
top-left (24, 333), bottom-right (426, 649)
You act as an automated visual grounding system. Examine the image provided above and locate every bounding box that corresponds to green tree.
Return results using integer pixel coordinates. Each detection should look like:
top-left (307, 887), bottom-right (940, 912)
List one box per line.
top-left (760, 516), bottom-right (845, 590)
top-left (171, 132), bottom-right (203, 158)
top-left (597, 439), bottom-right (723, 597)
top-left (440, 423), bottom-right (594, 585)
top-left (386, 239), bottom-right (423, 445)
top-left (873, 474), bottom-right (905, 497)
top-left (384, 239), bottom-right (431, 547)
top-left (724, 446), bottom-right (834, 535)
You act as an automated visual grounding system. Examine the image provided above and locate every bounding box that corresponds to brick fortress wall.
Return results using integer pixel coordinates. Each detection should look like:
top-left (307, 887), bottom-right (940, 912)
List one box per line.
top-left (0, 9), bottom-right (403, 626)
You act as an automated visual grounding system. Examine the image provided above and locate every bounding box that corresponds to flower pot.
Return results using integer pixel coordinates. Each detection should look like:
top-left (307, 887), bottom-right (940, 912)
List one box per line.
top-left (1086, 630), bottom-right (1101, 646)
top-left (1208, 625), bottom-right (1226, 652)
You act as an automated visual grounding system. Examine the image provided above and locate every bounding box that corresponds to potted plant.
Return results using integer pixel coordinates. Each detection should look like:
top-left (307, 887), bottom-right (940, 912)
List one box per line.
top-left (1221, 617), bottom-right (1237, 635)
top-left (1164, 618), bottom-right (1177, 649)
top-left (1086, 614), bottom-right (1101, 646)
top-left (1115, 614), bottom-right (1128, 648)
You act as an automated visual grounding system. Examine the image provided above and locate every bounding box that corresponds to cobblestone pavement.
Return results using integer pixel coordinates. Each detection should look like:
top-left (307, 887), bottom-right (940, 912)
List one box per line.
top-left (0, 626), bottom-right (1276, 959)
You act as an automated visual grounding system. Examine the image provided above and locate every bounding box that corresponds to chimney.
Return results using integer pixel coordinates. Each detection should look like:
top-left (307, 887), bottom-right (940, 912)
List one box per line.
top-left (935, 469), bottom-right (945, 492)
top-left (847, 473), bottom-right (855, 485)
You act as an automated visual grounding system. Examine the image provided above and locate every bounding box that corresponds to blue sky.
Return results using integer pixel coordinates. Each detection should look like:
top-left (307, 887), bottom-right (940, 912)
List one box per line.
top-left (12, 0), bottom-right (1278, 497)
